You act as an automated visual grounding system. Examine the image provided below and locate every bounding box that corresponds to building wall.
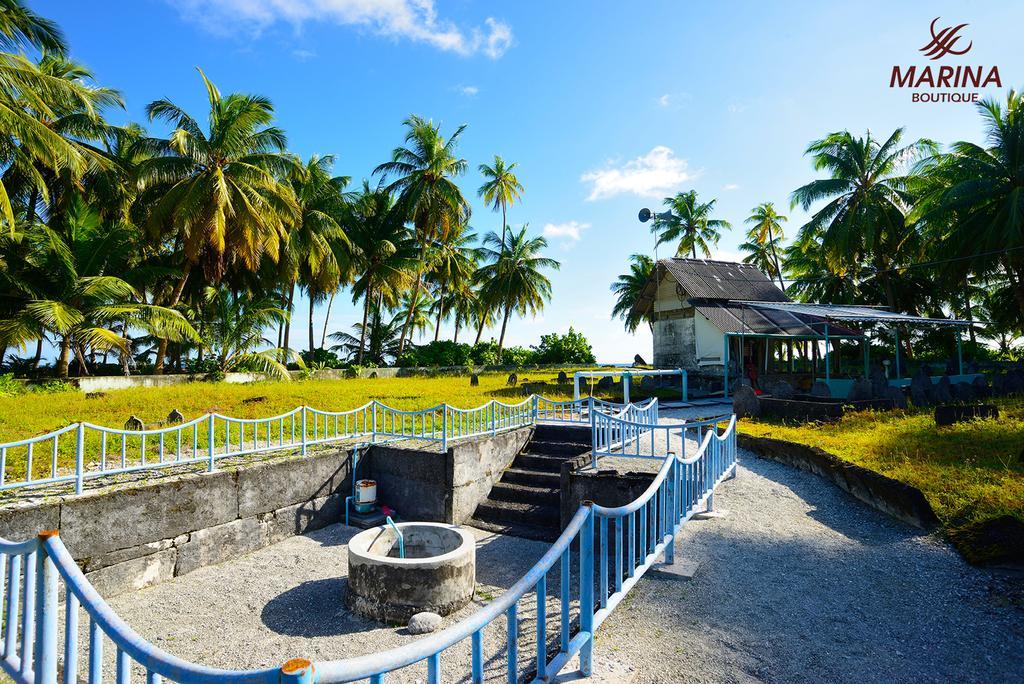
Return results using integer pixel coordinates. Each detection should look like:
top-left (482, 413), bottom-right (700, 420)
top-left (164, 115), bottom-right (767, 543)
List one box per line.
top-left (651, 274), bottom-right (697, 368)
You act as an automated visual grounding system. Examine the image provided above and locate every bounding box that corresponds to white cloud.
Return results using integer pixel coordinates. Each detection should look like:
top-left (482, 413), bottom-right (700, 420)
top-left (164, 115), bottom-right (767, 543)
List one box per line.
top-left (580, 146), bottom-right (697, 201)
top-left (722, 183), bottom-right (740, 191)
top-left (658, 94), bottom-right (671, 107)
top-left (458, 85), bottom-right (479, 96)
top-left (727, 102), bottom-right (746, 114)
top-left (543, 220), bottom-right (591, 249)
top-left (292, 48), bottom-right (316, 61)
top-left (167, 0), bottom-right (513, 58)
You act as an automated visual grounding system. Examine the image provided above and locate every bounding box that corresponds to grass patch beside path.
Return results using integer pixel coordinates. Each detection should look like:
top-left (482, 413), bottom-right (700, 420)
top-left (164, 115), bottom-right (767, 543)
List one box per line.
top-left (740, 397), bottom-right (1024, 563)
top-left (0, 371), bottom-right (594, 443)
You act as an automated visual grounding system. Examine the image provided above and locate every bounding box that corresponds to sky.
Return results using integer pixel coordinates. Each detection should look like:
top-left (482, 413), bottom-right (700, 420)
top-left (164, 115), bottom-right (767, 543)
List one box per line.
top-left (40, 1), bottom-right (1024, 363)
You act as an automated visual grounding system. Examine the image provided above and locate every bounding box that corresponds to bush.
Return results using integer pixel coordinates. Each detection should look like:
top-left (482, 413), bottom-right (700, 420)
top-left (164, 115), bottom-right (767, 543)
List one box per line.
top-left (470, 341), bottom-right (500, 366)
top-left (502, 346), bottom-right (536, 366)
top-left (399, 340), bottom-right (474, 368)
top-left (531, 328), bottom-right (596, 365)
top-left (0, 374), bottom-right (22, 397)
top-left (300, 348), bottom-right (345, 368)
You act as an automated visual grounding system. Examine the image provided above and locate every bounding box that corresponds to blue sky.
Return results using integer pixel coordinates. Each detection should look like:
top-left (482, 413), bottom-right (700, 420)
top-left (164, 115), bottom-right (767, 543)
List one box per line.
top-left (42, 1), bottom-right (1024, 362)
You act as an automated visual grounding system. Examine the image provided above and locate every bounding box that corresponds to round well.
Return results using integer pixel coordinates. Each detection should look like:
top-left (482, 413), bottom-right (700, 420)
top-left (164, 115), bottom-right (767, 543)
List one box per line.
top-left (346, 522), bottom-right (475, 623)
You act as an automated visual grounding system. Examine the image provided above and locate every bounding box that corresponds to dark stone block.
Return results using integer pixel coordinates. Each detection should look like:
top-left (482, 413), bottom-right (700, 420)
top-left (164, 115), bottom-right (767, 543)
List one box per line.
top-left (810, 381), bottom-right (831, 398)
top-left (934, 404), bottom-right (998, 427)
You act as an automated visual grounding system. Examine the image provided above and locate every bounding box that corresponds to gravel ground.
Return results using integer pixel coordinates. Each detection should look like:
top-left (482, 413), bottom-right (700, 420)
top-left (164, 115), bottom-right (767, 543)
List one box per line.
top-left (90, 424), bottom-right (1022, 683)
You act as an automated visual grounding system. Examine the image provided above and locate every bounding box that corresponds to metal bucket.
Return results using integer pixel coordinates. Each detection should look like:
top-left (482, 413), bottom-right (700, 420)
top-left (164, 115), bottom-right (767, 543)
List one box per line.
top-left (354, 479), bottom-right (377, 513)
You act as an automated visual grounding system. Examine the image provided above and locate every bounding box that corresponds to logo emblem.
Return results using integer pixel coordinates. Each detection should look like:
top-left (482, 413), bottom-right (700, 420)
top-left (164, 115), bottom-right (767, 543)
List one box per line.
top-left (919, 17), bottom-right (973, 60)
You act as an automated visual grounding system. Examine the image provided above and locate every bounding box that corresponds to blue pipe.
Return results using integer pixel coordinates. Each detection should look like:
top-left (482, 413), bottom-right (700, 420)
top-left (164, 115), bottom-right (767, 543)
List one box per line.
top-left (385, 517), bottom-right (405, 558)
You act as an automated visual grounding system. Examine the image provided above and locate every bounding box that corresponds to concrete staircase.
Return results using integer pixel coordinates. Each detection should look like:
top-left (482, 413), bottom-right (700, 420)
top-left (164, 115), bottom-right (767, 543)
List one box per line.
top-left (471, 424), bottom-right (591, 542)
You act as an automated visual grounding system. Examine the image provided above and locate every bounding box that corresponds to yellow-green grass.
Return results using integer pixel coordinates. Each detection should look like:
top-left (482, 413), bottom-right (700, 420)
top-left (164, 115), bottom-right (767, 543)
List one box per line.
top-left (740, 397), bottom-right (1024, 562)
top-left (0, 371), bottom-right (610, 487)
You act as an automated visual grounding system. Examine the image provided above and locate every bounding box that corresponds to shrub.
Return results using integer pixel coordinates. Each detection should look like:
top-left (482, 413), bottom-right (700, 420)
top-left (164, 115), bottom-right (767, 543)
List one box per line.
top-left (0, 374), bottom-right (23, 397)
top-left (399, 340), bottom-right (474, 367)
top-left (502, 346), bottom-right (536, 366)
top-left (470, 341), bottom-right (500, 365)
top-left (531, 328), bottom-right (596, 365)
top-left (300, 348), bottom-right (345, 368)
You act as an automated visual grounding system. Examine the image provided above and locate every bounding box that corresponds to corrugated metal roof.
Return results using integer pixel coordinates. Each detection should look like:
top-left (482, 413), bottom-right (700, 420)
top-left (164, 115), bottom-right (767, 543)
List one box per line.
top-left (663, 259), bottom-right (789, 302)
top-left (694, 301), bottom-right (862, 337)
top-left (734, 301), bottom-right (973, 327)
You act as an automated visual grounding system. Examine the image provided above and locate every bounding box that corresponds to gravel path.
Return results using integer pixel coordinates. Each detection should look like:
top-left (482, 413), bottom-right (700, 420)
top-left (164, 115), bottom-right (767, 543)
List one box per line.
top-left (96, 446), bottom-right (1023, 683)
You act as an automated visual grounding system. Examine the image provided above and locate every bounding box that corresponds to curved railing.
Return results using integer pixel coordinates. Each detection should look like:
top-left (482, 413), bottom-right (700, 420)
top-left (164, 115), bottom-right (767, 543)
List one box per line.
top-left (0, 396), bottom-right (655, 496)
top-left (591, 406), bottom-right (731, 466)
top-left (1, 411), bottom-right (738, 684)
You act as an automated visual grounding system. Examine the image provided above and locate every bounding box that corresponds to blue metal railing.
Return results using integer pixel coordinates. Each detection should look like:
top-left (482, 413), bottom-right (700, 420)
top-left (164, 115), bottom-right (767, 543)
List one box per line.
top-left (0, 411), bottom-right (738, 684)
top-left (0, 395), bottom-right (650, 497)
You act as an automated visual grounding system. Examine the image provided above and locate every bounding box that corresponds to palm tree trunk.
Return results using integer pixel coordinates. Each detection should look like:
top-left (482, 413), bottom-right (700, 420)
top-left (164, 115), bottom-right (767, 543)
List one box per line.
top-left (497, 301), bottom-right (513, 362)
top-left (474, 313), bottom-right (487, 345)
top-left (398, 266), bottom-right (424, 355)
top-left (357, 290), bottom-right (371, 365)
top-left (321, 291), bottom-right (335, 348)
top-left (154, 263), bottom-right (192, 375)
top-left (282, 282), bottom-right (295, 358)
top-left (454, 317), bottom-right (460, 344)
top-left (31, 337), bottom-right (43, 371)
top-left (433, 284), bottom-right (447, 342)
top-left (768, 227), bottom-right (785, 292)
top-left (56, 336), bottom-right (72, 378)
top-left (308, 288), bottom-right (316, 353)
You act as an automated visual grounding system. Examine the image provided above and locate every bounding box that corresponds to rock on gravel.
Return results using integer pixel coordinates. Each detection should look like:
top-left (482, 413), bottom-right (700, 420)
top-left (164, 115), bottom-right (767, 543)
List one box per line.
top-left (407, 612), bottom-right (441, 634)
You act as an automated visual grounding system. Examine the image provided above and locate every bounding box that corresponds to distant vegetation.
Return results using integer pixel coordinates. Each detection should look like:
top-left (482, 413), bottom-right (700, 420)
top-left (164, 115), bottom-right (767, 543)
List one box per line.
top-left (612, 94), bottom-right (1024, 359)
top-left (0, 1), bottom-right (561, 380)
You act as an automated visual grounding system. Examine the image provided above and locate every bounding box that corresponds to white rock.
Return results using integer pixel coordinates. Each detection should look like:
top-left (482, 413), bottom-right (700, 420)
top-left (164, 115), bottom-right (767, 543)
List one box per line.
top-left (407, 611), bottom-right (442, 634)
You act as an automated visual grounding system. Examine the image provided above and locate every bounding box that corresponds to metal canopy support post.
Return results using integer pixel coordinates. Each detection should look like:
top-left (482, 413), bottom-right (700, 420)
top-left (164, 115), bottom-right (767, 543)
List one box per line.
top-left (823, 324), bottom-right (830, 383)
top-left (722, 334), bottom-right (730, 399)
top-left (894, 327), bottom-right (901, 380)
top-left (956, 328), bottom-right (964, 375)
top-left (623, 373), bottom-right (630, 405)
top-left (863, 329), bottom-right (870, 377)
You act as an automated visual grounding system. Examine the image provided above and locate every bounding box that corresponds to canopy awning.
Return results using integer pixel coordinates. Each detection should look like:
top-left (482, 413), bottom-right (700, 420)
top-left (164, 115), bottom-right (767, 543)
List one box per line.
top-left (733, 301), bottom-right (974, 327)
top-left (693, 300), bottom-right (861, 338)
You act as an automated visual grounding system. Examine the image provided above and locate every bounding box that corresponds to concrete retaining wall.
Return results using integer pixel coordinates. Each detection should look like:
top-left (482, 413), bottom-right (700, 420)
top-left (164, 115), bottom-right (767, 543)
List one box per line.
top-left (737, 433), bottom-right (940, 529)
top-left (0, 428), bottom-right (531, 597)
top-left (369, 427), bottom-right (532, 524)
top-left (0, 448), bottom-right (355, 597)
top-left (559, 453), bottom-right (655, 529)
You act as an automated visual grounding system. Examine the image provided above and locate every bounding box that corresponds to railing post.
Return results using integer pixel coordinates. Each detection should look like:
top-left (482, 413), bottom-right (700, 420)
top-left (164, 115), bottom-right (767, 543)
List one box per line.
top-left (207, 412), bottom-right (216, 472)
top-left (579, 504), bottom-right (595, 677)
top-left (35, 531), bottom-right (59, 684)
top-left (441, 404), bottom-right (448, 453)
top-left (680, 368), bottom-right (688, 402)
top-left (665, 460), bottom-right (676, 565)
top-left (280, 658), bottom-right (317, 683)
top-left (371, 402), bottom-right (377, 443)
top-left (301, 406), bottom-right (308, 457)
top-left (589, 398), bottom-right (597, 469)
top-left (74, 423), bottom-right (85, 495)
top-left (490, 401), bottom-right (496, 435)
top-left (531, 394), bottom-right (538, 424)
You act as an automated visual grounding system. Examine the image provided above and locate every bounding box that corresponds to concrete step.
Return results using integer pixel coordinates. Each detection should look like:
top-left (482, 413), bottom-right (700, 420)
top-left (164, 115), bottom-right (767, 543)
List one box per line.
top-left (513, 453), bottom-right (570, 473)
top-left (474, 499), bottom-right (560, 529)
top-left (527, 440), bottom-right (591, 457)
top-left (468, 516), bottom-right (559, 543)
top-left (488, 482), bottom-right (559, 506)
top-left (532, 423), bottom-right (592, 444)
top-left (501, 468), bottom-right (561, 488)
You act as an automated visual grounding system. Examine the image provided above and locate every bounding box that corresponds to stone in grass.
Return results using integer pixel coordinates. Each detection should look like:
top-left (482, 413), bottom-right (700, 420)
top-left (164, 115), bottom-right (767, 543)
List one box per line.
top-left (596, 376), bottom-right (613, 390)
top-left (557, 370), bottom-right (569, 384)
top-left (506, 373), bottom-right (518, 387)
top-left (934, 375), bottom-right (954, 404)
top-left (809, 381), bottom-right (831, 398)
top-left (934, 404), bottom-right (998, 427)
top-left (731, 385), bottom-right (760, 419)
top-left (847, 377), bottom-right (872, 401)
top-left (124, 415), bottom-right (144, 431)
top-left (470, 373), bottom-right (479, 386)
top-left (883, 386), bottom-right (907, 410)
top-left (770, 380), bottom-right (795, 399)
top-left (407, 611), bottom-right (442, 634)
top-left (166, 408), bottom-right (185, 425)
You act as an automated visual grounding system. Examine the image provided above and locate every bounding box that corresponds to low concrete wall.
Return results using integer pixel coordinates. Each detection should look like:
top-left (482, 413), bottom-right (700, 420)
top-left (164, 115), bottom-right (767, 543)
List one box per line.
top-left (559, 453), bottom-right (655, 529)
top-left (74, 372), bottom-right (267, 393)
top-left (737, 433), bottom-right (940, 529)
top-left (369, 428), bottom-right (532, 523)
top-left (0, 448), bottom-right (355, 597)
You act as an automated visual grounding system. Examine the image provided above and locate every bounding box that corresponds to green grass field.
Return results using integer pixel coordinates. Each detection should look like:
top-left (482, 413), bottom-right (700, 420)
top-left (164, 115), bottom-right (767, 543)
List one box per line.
top-left (740, 397), bottom-right (1024, 563)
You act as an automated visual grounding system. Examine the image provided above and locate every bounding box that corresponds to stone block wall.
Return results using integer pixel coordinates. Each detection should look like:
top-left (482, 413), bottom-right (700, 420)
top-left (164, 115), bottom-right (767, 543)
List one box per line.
top-left (652, 312), bottom-right (696, 369)
top-left (0, 448), bottom-right (355, 597)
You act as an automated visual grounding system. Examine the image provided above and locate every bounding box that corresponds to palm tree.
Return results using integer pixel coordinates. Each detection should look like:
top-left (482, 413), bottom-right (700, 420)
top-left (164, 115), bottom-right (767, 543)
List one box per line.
top-left (134, 69), bottom-right (300, 373)
top-left (610, 254), bottom-right (655, 332)
top-left (652, 190), bottom-right (730, 258)
top-left (0, 0), bottom-right (65, 55)
top-left (0, 201), bottom-right (197, 376)
top-left (744, 202), bottom-right (787, 290)
top-left (394, 288), bottom-right (434, 344)
top-left (921, 92), bottom-right (1024, 319)
top-left (791, 128), bottom-right (934, 311)
top-left (348, 181), bottom-right (417, 364)
top-left (374, 115), bottom-right (470, 354)
top-left (477, 155), bottom-right (523, 251)
top-left (284, 154), bottom-right (352, 354)
top-left (427, 222), bottom-right (479, 340)
top-left (330, 303), bottom-right (402, 366)
top-left (477, 226), bottom-right (560, 361)
top-left (200, 287), bottom-right (295, 380)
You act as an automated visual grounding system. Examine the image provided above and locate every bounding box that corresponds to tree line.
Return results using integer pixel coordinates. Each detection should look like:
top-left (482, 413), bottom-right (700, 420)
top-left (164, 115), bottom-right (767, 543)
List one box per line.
top-left (0, 0), bottom-right (562, 378)
top-left (613, 94), bottom-right (1024, 358)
